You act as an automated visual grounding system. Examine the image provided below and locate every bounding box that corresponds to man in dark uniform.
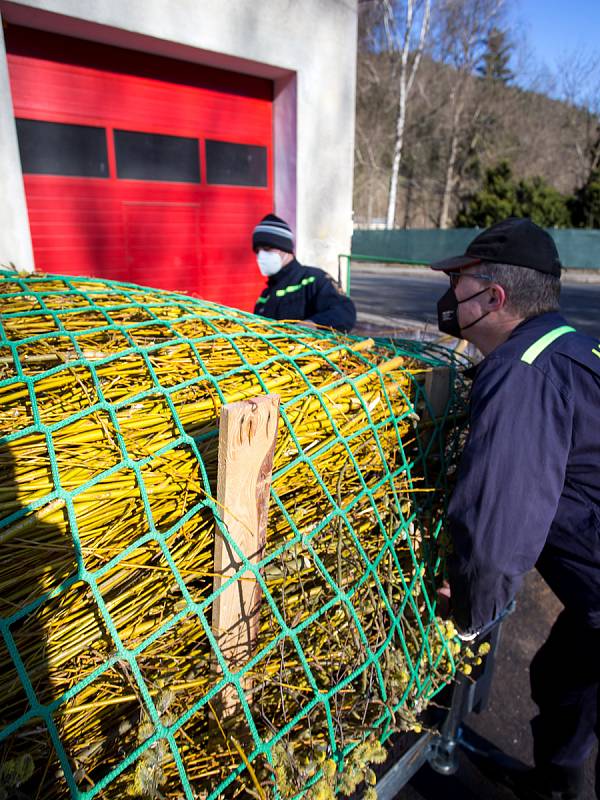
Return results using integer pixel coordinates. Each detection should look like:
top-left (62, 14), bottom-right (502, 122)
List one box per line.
top-left (252, 213), bottom-right (356, 332)
top-left (431, 217), bottom-right (600, 800)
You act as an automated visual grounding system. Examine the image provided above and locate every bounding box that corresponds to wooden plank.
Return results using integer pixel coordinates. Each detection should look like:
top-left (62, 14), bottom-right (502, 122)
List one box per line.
top-left (212, 393), bottom-right (280, 718)
top-left (424, 367), bottom-right (450, 419)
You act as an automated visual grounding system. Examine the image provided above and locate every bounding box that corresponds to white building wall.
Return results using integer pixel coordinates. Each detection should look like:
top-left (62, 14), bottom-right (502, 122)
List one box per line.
top-left (0, 20), bottom-right (34, 270)
top-left (0, 0), bottom-right (357, 283)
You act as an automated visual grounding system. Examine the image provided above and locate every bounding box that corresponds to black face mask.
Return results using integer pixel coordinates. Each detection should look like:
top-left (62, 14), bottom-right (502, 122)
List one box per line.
top-left (437, 286), bottom-right (490, 338)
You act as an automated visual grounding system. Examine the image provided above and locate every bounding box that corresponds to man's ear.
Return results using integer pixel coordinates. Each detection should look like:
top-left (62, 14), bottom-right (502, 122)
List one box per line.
top-left (487, 284), bottom-right (507, 311)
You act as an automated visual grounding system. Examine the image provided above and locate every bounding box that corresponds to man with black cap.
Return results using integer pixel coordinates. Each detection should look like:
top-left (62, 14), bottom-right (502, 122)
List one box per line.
top-left (430, 217), bottom-right (600, 800)
top-left (252, 213), bottom-right (356, 332)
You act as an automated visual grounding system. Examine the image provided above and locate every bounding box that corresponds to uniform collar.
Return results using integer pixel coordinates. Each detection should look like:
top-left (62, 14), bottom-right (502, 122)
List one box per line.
top-left (467, 312), bottom-right (568, 379)
top-left (268, 257), bottom-right (301, 287)
top-left (503, 311), bottom-right (568, 349)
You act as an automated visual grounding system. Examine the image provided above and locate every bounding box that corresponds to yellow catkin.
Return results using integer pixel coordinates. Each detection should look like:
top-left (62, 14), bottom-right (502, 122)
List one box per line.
top-left (0, 272), bottom-right (462, 800)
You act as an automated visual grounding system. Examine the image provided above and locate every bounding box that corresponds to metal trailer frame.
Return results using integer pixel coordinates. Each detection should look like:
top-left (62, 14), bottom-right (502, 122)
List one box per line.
top-left (374, 603), bottom-right (514, 799)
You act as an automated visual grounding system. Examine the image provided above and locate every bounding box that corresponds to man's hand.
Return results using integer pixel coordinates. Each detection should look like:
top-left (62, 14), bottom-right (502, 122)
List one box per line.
top-left (298, 320), bottom-right (318, 330)
top-left (436, 580), bottom-right (452, 619)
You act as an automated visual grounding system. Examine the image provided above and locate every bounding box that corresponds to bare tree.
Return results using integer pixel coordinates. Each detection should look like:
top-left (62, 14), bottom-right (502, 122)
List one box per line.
top-left (433, 0), bottom-right (505, 228)
top-left (555, 51), bottom-right (600, 186)
top-left (354, 3), bottom-right (397, 226)
top-left (353, 0), bottom-right (597, 229)
top-left (383, 0), bottom-right (431, 228)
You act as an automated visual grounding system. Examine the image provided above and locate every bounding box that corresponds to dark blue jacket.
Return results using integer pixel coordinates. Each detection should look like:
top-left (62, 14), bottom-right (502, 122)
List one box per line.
top-left (448, 312), bottom-right (600, 632)
top-left (254, 258), bottom-right (356, 332)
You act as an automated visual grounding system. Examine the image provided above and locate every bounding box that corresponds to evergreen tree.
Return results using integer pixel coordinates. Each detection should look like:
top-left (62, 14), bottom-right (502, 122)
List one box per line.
top-left (456, 162), bottom-right (571, 227)
top-left (569, 169), bottom-right (600, 228)
top-left (456, 161), bottom-right (516, 227)
top-left (478, 26), bottom-right (514, 83)
top-left (568, 130), bottom-right (600, 227)
top-left (516, 176), bottom-right (571, 227)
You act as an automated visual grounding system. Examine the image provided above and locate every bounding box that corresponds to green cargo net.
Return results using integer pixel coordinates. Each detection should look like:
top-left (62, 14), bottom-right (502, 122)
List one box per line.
top-left (0, 270), bottom-right (473, 800)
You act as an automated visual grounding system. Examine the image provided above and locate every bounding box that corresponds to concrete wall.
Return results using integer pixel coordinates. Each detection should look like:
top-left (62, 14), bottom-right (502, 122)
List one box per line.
top-left (0, 0), bottom-right (358, 282)
top-left (0, 19), bottom-right (34, 270)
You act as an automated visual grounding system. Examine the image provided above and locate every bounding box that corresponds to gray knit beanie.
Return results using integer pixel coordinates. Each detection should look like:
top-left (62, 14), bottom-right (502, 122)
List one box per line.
top-left (252, 214), bottom-right (294, 253)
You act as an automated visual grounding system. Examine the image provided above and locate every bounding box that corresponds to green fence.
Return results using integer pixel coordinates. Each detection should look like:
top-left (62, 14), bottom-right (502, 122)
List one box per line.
top-left (351, 229), bottom-right (600, 270)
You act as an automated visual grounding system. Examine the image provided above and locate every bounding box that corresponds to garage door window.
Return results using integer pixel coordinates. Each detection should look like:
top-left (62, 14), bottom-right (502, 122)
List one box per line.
top-left (115, 130), bottom-right (200, 183)
top-left (206, 140), bottom-right (267, 187)
top-left (16, 119), bottom-right (109, 178)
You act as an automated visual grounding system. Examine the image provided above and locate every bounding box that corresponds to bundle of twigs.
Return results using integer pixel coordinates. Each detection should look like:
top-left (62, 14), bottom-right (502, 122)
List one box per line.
top-left (0, 272), bottom-right (467, 800)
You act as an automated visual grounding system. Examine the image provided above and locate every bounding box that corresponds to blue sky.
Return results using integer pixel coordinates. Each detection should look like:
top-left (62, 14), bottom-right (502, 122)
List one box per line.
top-left (510, 0), bottom-right (600, 95)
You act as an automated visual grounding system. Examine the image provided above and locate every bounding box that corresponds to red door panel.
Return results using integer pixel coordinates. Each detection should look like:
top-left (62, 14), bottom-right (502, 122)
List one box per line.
top-left (6, 25), bottom-right (274, 311)
top-left (123, 203), bottom-right (202, 294)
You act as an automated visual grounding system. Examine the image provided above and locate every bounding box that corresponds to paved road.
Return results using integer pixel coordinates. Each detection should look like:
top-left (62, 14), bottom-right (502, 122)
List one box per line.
top-left (351, 266), bottom-right (600, 338)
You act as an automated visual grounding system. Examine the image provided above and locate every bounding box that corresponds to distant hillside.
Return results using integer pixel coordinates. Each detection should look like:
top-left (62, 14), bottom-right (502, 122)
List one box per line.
top-left (354, 52), bottom-right (598, 228)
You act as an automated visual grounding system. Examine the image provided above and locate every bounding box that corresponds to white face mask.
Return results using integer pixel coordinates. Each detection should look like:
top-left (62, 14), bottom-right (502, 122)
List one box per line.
top-left (256, 250), bottom-right (283, 277)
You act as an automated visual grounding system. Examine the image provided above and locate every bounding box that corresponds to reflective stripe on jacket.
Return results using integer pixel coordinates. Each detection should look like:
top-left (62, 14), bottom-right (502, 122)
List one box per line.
top-left (254, 258), bottom-right (356, 333)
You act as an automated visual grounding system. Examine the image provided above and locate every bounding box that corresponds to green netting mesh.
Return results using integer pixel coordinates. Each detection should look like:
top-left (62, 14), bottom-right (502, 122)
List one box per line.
top-left (0, 270), bottom-right (473, 800)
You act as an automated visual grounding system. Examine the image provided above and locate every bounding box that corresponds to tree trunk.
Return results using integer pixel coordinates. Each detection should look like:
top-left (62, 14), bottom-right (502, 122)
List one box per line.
top-left (386, 74), bottom-right (408, 228)
top-left (403, 161), bottom-right (415, 228)
top-left (438, 93), bottom-right (464, 229)
top-left (385, 0), bottom-right (431, 229)
top-left (438, 130), bottom-right (458, 229)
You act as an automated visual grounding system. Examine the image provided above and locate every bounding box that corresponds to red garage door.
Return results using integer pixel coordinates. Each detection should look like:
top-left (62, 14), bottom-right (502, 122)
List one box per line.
top-left (6, 25), bottom-right (274, 311)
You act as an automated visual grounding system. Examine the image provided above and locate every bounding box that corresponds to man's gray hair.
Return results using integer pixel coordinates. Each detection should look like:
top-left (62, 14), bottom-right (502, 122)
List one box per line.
top-left (482, 262), bottom-right (560, 319)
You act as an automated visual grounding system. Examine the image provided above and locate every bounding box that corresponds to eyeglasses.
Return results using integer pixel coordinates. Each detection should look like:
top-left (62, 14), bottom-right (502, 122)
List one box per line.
top-left (448, 272), bottom-right (493, 289)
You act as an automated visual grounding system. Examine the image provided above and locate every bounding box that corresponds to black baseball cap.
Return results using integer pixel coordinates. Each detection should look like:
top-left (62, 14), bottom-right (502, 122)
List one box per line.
top-left (430, 217), bottom-right (562, 277)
